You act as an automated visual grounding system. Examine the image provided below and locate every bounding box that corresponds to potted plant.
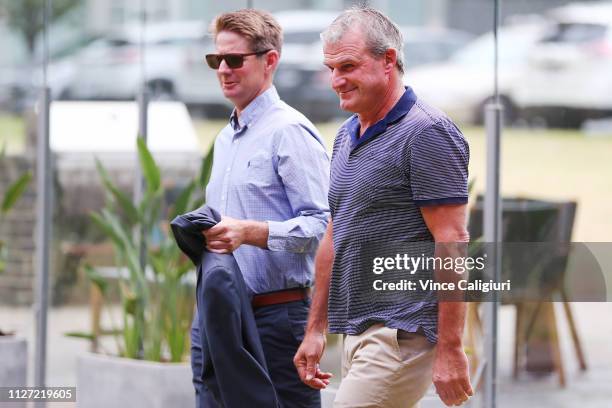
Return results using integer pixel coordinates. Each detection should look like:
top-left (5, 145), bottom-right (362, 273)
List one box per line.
top-left (74, 139), bottom-right (213, 408)
top-left (0, 145), bottom-right (32, 389)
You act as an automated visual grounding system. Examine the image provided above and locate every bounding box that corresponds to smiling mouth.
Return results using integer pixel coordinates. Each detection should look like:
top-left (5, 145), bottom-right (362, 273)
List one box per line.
top-left (339, 88), bottom-right (356, 96)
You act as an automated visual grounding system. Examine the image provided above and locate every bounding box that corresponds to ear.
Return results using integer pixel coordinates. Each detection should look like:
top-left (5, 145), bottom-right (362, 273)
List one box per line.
top-left (383, 48), bottom-right (398, 74)
top-left (265, 50), bottom-right (280, 73)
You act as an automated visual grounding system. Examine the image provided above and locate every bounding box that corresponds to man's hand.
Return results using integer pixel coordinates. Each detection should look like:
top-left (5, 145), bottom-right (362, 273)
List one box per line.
top-left (203, 216), bottom-right (268, 253)
top-left (293, 332), bottom-right (333, 389)
top-left (433, 344), bottom-right (473, 406)
top-left (203, 216), bottom-right (246, 253)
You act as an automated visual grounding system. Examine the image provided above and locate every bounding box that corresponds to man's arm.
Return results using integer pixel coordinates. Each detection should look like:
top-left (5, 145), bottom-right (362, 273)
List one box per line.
top-left (267, 125), bottom-right (330, 253)
top-left (420, 204), bottom-right (474, 407)
top-left (294, 219), bottom-right (334, 389)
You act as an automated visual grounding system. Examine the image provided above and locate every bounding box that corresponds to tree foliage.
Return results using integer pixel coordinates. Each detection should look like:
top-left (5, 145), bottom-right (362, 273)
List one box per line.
top-left (0, 0), bottom-right (81, 57)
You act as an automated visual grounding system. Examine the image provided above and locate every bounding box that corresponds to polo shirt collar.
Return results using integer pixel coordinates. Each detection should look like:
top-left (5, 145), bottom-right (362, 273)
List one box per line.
top-left (347, 86), bottom-right (417, 150)
top-left (230, 86), bottom-right (280, 131)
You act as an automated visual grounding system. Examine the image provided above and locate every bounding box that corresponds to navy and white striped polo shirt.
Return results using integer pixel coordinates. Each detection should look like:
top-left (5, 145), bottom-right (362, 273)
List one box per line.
top-left (327, 87), bottom-right (469, 343)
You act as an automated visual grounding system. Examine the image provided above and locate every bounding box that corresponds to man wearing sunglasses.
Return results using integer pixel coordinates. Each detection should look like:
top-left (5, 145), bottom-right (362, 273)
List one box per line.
top-left (192, 8), bottom-right (330, 408)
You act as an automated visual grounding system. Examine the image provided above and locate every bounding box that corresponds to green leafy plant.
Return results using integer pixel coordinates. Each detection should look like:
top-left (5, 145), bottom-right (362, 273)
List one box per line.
top-left (0, 145), bottom-right (32, 274)
top-left (80, 139), bottom-right (213, 362)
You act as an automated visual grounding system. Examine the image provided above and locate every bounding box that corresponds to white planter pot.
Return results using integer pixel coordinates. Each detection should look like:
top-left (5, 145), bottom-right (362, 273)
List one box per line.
top-left (77, 352), bottom-right (192, 408)
top-left (321, 387), bottom-right (337, 407)
top-left (0, 336), bottom-right (27, 387)
top-left (0, 336), bottom-right (27, 408)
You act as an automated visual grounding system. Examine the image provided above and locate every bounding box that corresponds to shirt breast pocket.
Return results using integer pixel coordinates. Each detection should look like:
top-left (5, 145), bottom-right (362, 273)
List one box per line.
top-left (248, 155), bottom-right (269, 169)
top-left (245, 154), bottom-right (277, 187)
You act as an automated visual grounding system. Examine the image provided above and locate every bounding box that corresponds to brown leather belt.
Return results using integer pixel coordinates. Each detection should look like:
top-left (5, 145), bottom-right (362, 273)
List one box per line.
top-left (252, 287), bottom-right (311, 309)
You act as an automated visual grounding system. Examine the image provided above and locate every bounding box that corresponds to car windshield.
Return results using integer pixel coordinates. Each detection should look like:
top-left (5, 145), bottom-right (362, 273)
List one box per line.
top-left (540, 23), bottom-right (607, 43)
top-left (404, 41), bottom-right (450, 68)
top-left (283, 31), bottom-right (323, 45)
top-left (451, 24), bottom-right (545, 66)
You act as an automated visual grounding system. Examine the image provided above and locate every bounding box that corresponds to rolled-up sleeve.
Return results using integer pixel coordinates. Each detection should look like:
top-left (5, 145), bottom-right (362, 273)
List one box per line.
top-left (267, 124), bottom-right (330, 253)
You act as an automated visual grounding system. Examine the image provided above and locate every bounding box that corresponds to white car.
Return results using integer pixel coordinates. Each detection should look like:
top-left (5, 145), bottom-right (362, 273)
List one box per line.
top-left (512, 1), bottom-right (612, 127)
top-left (405, 19), bottom-right (549, 125)
top-left (53, 21), bottom-right (212, 103)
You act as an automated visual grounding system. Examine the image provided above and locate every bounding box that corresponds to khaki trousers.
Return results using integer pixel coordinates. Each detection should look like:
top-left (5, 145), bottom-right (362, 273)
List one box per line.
top-left (334, 324), bottom-right (435, 408)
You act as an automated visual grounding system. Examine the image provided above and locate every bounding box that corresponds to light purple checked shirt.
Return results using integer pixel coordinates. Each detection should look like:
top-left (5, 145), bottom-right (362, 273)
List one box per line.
top-left (205, 86), bottom-right (330, 294)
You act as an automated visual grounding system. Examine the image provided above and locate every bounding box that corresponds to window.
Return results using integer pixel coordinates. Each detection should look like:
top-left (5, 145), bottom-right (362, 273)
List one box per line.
top-left (541, 23), bottom-right (607, 44)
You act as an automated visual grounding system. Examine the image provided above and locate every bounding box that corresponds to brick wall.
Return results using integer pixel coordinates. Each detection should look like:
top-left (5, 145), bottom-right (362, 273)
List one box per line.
top-left (0, 155), bottom-right (36, 305)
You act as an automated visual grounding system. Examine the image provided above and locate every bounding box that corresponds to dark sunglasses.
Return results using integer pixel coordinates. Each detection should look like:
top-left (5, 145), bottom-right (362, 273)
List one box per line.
top-left (205, 49), bottom-right (271, 69)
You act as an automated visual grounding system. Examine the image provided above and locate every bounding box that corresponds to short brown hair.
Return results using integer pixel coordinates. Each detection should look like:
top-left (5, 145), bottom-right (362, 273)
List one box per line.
top-left (210, 9), bottom-right (283, 55)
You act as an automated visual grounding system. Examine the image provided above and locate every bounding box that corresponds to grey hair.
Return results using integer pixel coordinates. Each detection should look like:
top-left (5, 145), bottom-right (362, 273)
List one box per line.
top-left (321, 6), bottom-right (405, 74)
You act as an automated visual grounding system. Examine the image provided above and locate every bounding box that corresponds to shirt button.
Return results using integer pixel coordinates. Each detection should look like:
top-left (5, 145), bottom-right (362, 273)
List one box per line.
top-left (226, 167), bottom-right (230, 173)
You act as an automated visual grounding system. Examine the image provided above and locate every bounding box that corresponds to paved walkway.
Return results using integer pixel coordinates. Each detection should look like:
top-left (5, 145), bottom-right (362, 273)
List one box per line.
top-left (1, 303), bottom-right (611, 407)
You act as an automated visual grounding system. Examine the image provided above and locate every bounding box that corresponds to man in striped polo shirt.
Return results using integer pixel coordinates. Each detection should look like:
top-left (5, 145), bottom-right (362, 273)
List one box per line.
top-left (294, 6), bottom-right (473, 407)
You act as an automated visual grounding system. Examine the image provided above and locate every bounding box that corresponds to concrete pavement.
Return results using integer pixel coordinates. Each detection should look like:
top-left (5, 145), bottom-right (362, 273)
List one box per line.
top-left (1, 302), bottom-right (611, 407)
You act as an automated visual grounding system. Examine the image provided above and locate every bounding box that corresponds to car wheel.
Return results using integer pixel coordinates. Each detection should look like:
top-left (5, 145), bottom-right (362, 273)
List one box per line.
top-left (146, 80), bottom-right (176, 101)
top-left (559, 109), bottom-right (586, 129)
top-left (524, 108), bottom-right (584, 129)
top-left (476, 95), bottom-right (518, 127)
top-left (201, 104), bottom-right (232, 119)
top-left (58, 88), bottom-right (73, 101)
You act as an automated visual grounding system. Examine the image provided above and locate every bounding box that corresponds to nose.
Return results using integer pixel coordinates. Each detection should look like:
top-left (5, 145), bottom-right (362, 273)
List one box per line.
top-left (218, 58), bottom-right (232, 74)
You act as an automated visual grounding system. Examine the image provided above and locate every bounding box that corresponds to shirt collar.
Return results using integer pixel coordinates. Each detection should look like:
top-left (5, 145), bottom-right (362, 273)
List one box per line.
top-left (229, 86), bottom-right (280, 132)
top-left (346, 86), bottom-right (417, 150)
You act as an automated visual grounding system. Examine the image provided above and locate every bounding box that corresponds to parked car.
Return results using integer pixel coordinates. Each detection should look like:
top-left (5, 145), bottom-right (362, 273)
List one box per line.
top-left (50, 21), bottom-right (224, 109)
top-left (0, 21), bottom-right (101, 113)
top-left (512, 1), bottom-right (612, 127)
top-left (50, 11), bottom-right (473, 123)
top-left (405, 19), bottom-right (549, 125)
top-left (275, 25), bottom-right (474, 122)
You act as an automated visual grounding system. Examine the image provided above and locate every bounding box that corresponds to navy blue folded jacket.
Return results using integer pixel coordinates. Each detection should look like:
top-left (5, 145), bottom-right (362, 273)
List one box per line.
top-left (171, 205), bottom-right (279, 408)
